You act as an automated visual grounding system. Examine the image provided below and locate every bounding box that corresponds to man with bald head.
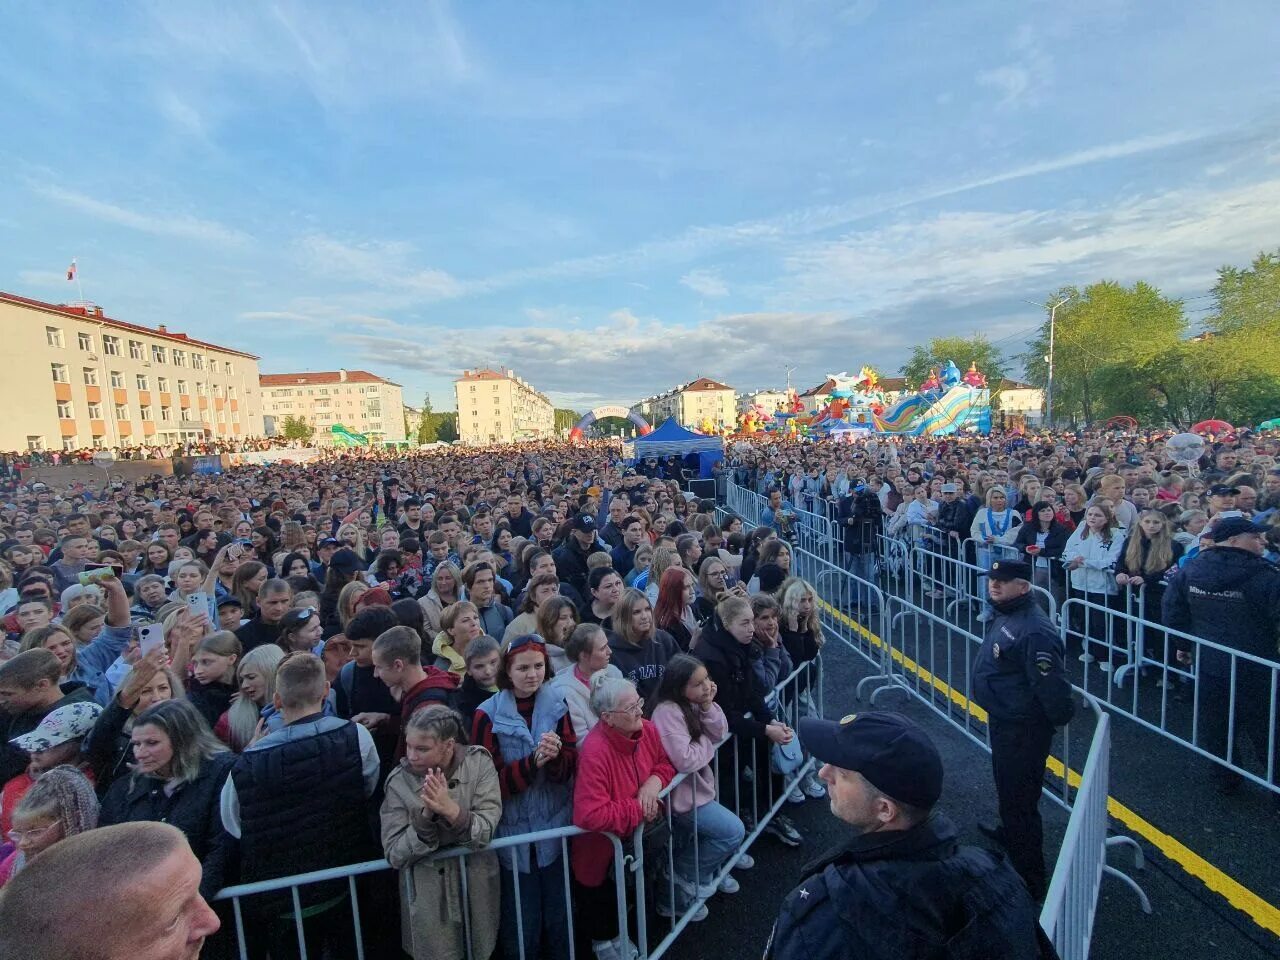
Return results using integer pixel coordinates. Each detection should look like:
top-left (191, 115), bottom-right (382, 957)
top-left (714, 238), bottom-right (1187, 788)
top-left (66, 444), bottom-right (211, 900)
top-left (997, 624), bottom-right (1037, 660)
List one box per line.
top-left (0, 821), bottom-right (221, 960)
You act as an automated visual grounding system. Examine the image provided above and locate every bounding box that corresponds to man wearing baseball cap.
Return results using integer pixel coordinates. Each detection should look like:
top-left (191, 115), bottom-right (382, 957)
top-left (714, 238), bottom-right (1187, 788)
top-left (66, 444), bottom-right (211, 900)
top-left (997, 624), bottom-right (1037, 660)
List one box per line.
top-left (1163, 516), bottom-right (1280, 800)
top-left (765, 711), bottom-right (1044, 960)
top-left (971, 559), bottom-right (1073, 901)
top-left (551, 513), bottom-right (607, 599)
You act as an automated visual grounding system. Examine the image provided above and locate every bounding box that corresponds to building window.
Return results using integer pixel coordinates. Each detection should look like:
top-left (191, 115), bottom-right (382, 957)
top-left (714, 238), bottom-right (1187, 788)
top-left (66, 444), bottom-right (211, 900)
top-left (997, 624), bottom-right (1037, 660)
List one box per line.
top-left (62, 436), bottom-right (78, 452)
top-left (192, 353), bottom-right (204, 370)
top-left (212, 384), bottom-right (223, 398)
top-left (87, 402), bottom-right (103, 419)
top-left (83, 368), bottom-right (98, 386)
top-left (224, 361), bottom-right (233, 374)
top-left (160, 407), bottom-right (172, 422)
top-left (46, 326), bottom-right (64, 348)
top-left (51, 363), bottom-right (68, 383)
top-left (139, 405), bottom-right (152, 421)
top-left (157, 376), bottom-right (170, 392)
top-left (177, 381), bottom-right (188, 395)
top-left (129, 340), bottom-right (144, 360)
top-left (110, 371), bottom-right (125, 388)
top-left (77, 332), bottom-right (93, 351)
top-left (172, 350), bottom-right (186, 367)
top-left (103, 335), bottom-right (121, 356)
top-left (26, 436), bottom-right (45, 452)
top-left (136, 374), bottom-right (149, 391)
top-left (470, 385), bottom-right (476, 392)
top-left (56, 400), bottom-right (73, 419)
top-left (152, 345), bottom-right (166, 363)
top-left (114, 403), bottom-right (129, 420)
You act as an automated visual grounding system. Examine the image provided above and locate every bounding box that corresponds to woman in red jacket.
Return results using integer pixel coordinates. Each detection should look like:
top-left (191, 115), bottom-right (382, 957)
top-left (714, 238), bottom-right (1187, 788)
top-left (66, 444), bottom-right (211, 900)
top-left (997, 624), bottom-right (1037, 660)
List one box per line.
top-left (572, 672), bottom-right (676, 960)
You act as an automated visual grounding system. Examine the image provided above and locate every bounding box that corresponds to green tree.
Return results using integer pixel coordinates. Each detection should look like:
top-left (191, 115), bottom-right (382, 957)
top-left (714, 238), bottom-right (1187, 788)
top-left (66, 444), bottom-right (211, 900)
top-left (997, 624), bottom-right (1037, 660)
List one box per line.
top-left (435, 413), bottom-right (459, 442)
top-left (554, 408), bottom-right (581, 433)
top-left (417, 394), bottom-right (438, 444)
top-left (901, 335), bottom-right (1009, 393)
top-left (280, 415), bottom-right (315, 443)
top-left (1018, 282), bottom-right (1183, 425)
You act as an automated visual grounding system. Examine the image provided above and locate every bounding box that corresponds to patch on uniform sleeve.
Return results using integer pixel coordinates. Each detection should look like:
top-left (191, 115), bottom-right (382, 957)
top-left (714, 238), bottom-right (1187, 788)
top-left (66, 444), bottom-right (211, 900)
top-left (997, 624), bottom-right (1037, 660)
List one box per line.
top-left (1035, 652), bottom-right (1054, 674)
top-left (992, 642), bottom-right (1000, 660)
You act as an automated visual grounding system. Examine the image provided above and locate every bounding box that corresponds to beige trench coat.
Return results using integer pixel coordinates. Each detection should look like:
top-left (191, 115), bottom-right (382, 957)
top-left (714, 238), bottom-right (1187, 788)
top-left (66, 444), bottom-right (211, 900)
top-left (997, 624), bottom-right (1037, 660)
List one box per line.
top-left (380, 745), bottom-right (503, 960)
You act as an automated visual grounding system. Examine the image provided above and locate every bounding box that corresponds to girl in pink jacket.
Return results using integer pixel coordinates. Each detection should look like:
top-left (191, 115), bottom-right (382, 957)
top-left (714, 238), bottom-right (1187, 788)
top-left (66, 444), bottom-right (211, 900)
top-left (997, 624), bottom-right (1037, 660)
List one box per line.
top-left (651, 654), bottom-right (751, 904)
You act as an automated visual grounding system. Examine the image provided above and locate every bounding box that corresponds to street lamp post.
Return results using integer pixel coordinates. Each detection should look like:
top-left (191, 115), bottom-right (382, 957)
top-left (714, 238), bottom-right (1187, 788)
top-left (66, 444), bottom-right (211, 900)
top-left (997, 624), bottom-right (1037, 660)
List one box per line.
top-left (1025, 295), bottom-right (1072, 427)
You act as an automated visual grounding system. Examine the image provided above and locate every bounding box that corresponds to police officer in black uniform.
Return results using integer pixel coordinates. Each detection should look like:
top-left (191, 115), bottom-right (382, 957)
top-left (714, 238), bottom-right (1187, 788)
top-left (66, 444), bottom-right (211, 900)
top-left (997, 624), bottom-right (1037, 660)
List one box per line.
top-left (765, 711), bottom-right (1047, 960)
top-left (972, 559), bottom-right (1074, 901)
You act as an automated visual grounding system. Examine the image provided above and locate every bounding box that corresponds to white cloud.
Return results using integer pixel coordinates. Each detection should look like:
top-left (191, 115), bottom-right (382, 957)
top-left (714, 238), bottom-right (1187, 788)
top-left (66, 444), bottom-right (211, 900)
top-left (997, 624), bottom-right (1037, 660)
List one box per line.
top-left (780, 177), bottom-right (1280, 311)
top-left (32, 184), bottom-right (247, 245)
top-left (156, 90), bottom-right (209, 139)
top-left (976, 24), bottom-right (1053, 109)
top-left (332, 309), bottom-right (904, 407)
top-left (295, 234), bottom-right (464, 302)
top-left (680, 268), bottom-right (730, 298)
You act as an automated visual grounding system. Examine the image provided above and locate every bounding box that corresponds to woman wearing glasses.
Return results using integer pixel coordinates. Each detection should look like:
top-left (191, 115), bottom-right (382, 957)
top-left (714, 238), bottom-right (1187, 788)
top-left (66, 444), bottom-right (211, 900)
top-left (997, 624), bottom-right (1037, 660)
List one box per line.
top-left (0, 765), bottom-right (99, 888)
top-left (572, 671), bottom-right (677, 956)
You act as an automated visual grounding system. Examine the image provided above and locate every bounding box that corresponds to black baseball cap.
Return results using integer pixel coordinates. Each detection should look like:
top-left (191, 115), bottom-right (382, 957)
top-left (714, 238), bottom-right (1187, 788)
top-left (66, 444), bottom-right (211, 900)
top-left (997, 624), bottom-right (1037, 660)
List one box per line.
top-left (317, 537), bottom-right (340, 548)
top-left (1211, 516), bottom-right (1268, 542)
top-left (570, 514), bottom-right (597, 533)
top-left (216, 595), bottom-right (243, 609)
top-left (988, 559), bottom-right (1032, 581)
top-left (798, 711), bottom-right (943, 809)
top-left (1208, 484), bottom-right (1240, 497)
top-left (329, 548), bottom-right (362, 574)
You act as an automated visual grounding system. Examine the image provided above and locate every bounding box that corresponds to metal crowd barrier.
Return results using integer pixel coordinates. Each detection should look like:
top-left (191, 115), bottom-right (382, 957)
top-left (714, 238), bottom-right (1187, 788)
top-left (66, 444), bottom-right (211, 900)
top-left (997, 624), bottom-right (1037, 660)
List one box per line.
top-left (631, 657), bottom-right (824, 960)
top-left (1041, 697), bottom-right (1152, 960)
top-left (1060, 596), bottom-right (1280, 795)
top-left (214, 825), bottom-right (627, 960)
top-left (213, 651), bottom-right (826, 960)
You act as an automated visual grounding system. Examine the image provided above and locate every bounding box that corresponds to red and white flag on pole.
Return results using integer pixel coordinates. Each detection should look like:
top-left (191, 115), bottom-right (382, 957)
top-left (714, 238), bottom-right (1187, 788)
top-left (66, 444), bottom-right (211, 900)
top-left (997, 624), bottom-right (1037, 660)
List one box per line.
top-left (66, 259), bottom-right (77, 281)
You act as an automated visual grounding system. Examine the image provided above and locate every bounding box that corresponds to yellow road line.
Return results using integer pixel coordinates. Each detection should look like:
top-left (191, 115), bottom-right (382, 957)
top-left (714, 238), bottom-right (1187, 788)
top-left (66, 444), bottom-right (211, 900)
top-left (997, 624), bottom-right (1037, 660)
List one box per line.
top-left (819, 598), bottom-right (1280, 936)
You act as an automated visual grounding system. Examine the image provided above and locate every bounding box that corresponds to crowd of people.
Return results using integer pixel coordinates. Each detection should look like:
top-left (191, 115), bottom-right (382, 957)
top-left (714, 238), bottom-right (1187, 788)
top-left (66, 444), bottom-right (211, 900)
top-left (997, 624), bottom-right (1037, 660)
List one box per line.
top-left (730, 428), bottom-right (1280, 799)
top-left (0, 440), bottom-right (831, 960)
top-left (0, 426), bottom-right (1276, 959)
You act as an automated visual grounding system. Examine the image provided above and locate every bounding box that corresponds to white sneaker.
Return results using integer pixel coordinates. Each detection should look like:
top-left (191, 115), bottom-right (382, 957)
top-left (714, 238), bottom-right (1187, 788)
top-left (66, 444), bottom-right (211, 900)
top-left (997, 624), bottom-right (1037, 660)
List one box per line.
top-left (787, 786), bottom-right (807, 804)
top-left (1078, 652), bottom-right (1095, 663)
top-left (1099, 662), bottom-right (1113, 673)
top-left (674, 872), bottom-right (716, 900)
top-left (593, 940), bottom-right (621, 960)
top-left (734, 853), bottom-right (754, 870)
top-left (717, 874), bottom-right (740, 894)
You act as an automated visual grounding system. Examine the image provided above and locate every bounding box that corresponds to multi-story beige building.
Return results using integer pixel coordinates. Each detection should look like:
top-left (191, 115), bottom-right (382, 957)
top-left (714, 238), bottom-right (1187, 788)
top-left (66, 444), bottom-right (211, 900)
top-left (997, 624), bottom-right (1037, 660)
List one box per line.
top-left (634, 377), bottom-right (736, 431)
top-left (0, 291), bottom-right (263, 452)
top-left (736, 388), bottom-right (792, 415)
top-left (260, 370), bottom-right (406, 445)
top-left (455, 368), bottom-right (554, 445)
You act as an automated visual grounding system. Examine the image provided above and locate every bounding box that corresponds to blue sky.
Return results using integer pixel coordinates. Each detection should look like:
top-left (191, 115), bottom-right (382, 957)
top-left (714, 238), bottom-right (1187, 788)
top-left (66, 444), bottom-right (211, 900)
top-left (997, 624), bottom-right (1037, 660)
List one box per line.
top-left (3, 1), bottom-right (1279, 411)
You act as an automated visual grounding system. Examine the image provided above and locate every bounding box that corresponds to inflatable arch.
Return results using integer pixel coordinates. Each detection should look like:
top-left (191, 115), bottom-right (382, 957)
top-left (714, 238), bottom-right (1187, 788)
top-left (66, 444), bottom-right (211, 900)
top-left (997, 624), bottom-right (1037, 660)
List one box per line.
top-left (570, 405), bottom-right (652, 440)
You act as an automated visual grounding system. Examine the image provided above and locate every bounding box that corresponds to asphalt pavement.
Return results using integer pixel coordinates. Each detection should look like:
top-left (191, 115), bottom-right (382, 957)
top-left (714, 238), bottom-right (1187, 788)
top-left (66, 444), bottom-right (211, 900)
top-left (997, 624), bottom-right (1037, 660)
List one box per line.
top-left (660, 611), bottom-right (1280, 960)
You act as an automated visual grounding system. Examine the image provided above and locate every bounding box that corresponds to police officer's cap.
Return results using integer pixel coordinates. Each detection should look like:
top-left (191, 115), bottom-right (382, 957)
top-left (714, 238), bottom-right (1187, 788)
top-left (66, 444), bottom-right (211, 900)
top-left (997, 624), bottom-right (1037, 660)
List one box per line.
top-left (988, 559), bottom-right (1032, 582)
top-left (797, 711), bottom-right (943, 810)
top-left (1211, 516), bottom-right (1268, 542)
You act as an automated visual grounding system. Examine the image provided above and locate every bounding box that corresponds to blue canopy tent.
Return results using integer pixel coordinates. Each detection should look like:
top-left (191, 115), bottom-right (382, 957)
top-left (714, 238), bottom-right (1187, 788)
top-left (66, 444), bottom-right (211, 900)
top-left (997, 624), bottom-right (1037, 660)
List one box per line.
top-left (624, 419), bottom-right (724, 475)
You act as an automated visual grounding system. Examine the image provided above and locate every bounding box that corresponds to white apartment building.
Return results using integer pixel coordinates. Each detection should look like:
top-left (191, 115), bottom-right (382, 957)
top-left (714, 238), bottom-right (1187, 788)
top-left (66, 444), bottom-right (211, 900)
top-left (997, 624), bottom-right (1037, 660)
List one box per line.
top-left (260, 369), bottom-right (406, 445)
top-left (633, 377), bottom-right (736, 430)
top-left (455, 368), bottom-right (554, 444)
top-left (736, 388), bottom-right (792, 415)
top-left (0, 290), bottom-right (263, 452)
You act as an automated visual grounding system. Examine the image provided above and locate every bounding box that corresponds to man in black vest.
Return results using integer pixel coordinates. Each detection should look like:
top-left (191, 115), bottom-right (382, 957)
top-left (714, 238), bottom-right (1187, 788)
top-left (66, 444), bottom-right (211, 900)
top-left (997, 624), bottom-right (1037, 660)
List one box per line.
top-left (220, 652), bottom-right (380, 957)
top-left (766, 712), bottom-right (1047, 960)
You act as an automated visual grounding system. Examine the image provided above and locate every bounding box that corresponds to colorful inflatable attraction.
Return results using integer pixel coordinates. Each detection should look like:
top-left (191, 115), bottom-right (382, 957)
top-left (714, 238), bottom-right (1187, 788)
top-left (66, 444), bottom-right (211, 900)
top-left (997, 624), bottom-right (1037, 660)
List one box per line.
top-left (741, 361), bottom-right (993, 438)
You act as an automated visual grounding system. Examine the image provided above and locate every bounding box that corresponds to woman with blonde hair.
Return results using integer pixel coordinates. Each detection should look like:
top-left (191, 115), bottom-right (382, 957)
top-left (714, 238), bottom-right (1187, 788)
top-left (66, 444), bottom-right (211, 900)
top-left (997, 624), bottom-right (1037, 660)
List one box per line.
top-left (1115, 510), bottom-right (1183, 625)
top-left (20, 573), bottom-right (131, 705)
top-left (337, 580), bottom-right (369, 631)
top-left (641, 546), bottom-right (681, 604)
top-left (432, 601), bottom-right (482, 679)
top-left (214, 643), bottom-right (285, 751)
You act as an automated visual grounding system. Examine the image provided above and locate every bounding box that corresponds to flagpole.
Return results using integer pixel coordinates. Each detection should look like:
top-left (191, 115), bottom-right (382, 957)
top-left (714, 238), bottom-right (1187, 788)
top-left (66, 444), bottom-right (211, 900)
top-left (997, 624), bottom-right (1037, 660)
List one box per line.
top-left (68, 257), bottom-right (84, 302)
